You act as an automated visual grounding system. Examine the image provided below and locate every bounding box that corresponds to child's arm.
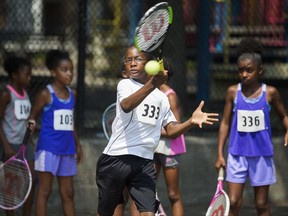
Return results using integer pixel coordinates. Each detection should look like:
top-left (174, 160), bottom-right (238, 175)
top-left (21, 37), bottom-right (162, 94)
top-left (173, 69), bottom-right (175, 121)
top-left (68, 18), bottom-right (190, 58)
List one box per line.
top-left (164, 100), bottom-right (219, 138)
top-left (28, 88), bottom-right (51, 131)
top-left (168, 92), bottom-right (181, 122)
top-left (161, 91), bottom-right (180, 137)
top-left (72, 89), bottom-right (83, 163)
top-left (121, 71), bottom-right (168, 113)
top-left (0, 89), bottom-right (15, 158)
top-left (73, 125), bottom-right (83, 163)
top-left (267, 86), bottom-right (288, 146)
top-left (215, 86), bottom-right (235, 169)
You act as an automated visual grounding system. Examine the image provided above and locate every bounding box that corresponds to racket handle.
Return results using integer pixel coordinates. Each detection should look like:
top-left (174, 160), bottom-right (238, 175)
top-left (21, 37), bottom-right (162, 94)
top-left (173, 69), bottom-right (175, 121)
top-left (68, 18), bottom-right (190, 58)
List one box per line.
top-left (158, 59), bottom-right (164, 71)
top-left (23, 127), bottom-right (31, 146)
top-left (218, 167), bottom-right (224, 180)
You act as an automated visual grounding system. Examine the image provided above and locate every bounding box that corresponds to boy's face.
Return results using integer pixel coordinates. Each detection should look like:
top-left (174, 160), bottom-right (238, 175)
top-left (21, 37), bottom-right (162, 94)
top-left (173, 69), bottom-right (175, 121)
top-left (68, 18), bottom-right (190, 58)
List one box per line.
top-left (123, 46), bottom-right (149, 84)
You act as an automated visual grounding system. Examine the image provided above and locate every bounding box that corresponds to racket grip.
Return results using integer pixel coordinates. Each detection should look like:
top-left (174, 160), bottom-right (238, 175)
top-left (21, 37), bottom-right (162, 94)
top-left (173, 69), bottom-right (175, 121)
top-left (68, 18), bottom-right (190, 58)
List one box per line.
top-left (158, 59), bottom-right (164, 71)
top-left (23, 128), bottom-right (31, 146)
top-left (218, 167), bottom-right (224, 180)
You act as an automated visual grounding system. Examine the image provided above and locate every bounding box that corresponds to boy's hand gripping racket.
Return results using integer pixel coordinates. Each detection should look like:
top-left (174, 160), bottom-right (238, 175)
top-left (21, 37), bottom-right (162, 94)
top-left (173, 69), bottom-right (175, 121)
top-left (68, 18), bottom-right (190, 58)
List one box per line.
top-left (205, 167), bottom-right (230, 216)
top-left (0, 127), bottom-right (32, 210)
top-left (102, 103), bottom-right (116, 140)
top-left (134, 2), bottom-right (173, 71)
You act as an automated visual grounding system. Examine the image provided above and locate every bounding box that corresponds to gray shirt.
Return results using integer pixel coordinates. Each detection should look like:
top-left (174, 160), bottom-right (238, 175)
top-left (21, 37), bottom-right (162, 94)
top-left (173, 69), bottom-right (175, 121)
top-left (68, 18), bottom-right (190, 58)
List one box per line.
top-left (2, 85), bottom-right (31, 145)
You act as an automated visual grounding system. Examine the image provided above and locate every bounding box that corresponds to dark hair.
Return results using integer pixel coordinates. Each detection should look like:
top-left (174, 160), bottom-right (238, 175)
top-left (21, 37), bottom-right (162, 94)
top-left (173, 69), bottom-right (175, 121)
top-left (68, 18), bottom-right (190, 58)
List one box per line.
top-left (163, 57), bottom-right (174, 81)
top-left (236, 38), bottom-right (263, 66)
top-left (45, 50), bottom-right (71, 70)
top-left (3, 56), bottom-right (31, 77)
top-left (125, 44), bottom-right (155, 61)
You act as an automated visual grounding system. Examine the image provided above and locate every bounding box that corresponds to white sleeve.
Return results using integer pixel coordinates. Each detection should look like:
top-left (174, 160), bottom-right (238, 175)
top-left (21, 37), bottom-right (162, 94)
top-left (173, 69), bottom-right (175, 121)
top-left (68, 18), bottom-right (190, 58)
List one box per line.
top-left (161, 94), bottom-right (177, 127)
top-left (162, 109), bottom-right (177, 127)
top-left (117, 79), bottom-right (133, 102)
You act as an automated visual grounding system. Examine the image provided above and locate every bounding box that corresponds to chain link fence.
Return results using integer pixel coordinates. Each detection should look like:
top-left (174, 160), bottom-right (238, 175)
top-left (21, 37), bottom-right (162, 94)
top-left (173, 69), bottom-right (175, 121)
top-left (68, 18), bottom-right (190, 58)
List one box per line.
top-left (0, 0), bottom-right (288, 132)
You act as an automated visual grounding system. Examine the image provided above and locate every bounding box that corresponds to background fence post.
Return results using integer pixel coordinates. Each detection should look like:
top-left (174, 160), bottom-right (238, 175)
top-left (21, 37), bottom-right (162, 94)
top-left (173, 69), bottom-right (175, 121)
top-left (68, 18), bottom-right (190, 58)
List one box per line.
top-left (196, 0), bottom-right (212, 102)
top-left (76, 0), bottom-right (87, 129)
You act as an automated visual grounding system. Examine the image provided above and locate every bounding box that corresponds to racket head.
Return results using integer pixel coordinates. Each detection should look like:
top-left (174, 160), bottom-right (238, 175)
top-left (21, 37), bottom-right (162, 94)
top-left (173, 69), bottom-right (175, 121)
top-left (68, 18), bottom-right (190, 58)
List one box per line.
top-left (134, 2), bottom-right (173, 53)
top-left (205, 189), bottom-right (230, 216)
top-left (155, 192), bottom-right (166, 216)
top-left (156, 203), bottom-right (167, 216)
top-left (102, 103), bottom-right (116, 140)
top-left (205, 167), bottom-right (230, 216)
top-left (0, 146), bottom-right (32, 210)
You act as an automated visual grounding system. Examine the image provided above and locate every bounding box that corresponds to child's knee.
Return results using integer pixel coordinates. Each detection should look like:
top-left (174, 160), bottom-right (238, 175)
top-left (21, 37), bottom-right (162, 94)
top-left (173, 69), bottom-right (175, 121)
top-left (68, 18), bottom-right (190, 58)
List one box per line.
top-left (229, 196), bottom-right (242, 210)
top-left (255, 199), bottom-right (269, 212)
top-left (60, 187), bottom-right (74, 200)
top-left (167, 190), bottom-right (181, 204)
top-left (39, 186), bottom-right (53, 198)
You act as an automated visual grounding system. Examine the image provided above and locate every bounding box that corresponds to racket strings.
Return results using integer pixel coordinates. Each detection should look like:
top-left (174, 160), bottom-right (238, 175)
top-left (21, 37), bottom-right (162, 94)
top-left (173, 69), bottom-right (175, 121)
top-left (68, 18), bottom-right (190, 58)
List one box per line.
top-left (156, 206), bottom-right (166, 216)
top-left (0, 160), bottom-right (31, 209)
top-left (105, 109), bottom-right (116, 136)
top-left (207, 194), bottom-right (228, 216)
top-left (137, 9), bottom-right (170, 51)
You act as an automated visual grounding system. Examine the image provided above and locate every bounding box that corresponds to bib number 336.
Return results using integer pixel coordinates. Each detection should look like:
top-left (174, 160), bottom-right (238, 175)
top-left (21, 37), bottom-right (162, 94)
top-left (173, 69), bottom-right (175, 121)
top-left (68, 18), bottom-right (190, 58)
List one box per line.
top-left (237, 110), bottom-right (265, 132)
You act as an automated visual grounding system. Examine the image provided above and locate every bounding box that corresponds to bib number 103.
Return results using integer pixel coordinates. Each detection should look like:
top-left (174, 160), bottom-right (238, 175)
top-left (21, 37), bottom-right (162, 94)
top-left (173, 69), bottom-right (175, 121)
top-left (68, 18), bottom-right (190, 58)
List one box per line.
top-left (54, 109), bottom-right (74, 131)
top-left (237, 110), bottom-right (265, 132)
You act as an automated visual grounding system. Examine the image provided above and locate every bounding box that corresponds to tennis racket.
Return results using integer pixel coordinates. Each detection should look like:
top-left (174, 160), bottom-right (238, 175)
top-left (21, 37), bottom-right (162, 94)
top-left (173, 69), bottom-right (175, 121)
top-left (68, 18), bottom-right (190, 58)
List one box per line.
top-left (102, 103), bottom-right (116, 140)
top-left (156, 192), bottom-right (166, 216)
top-left (0, 127), bottom-right (32, 210)
top-left (205, 167), bottom-right (230, 216)
top-left (134, 2), bottom-right (173, 71)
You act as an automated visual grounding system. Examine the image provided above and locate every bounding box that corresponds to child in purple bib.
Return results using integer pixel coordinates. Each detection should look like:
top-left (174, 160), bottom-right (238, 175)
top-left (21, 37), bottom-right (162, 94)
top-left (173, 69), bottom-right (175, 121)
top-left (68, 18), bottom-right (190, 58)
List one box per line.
top-left (215, 38), bottom-right (288, 216)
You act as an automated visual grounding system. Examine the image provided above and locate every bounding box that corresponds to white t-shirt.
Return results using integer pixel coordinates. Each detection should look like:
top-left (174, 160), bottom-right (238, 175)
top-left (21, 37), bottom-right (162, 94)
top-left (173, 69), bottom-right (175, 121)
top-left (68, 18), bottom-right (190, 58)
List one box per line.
top-left (103, 78), bottom-right (177, 159)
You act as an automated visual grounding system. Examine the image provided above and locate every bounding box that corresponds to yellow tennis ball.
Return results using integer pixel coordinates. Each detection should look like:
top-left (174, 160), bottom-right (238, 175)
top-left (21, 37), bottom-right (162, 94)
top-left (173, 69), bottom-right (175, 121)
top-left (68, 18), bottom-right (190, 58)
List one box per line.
top-left (145, 60), bottom-right (161, 75)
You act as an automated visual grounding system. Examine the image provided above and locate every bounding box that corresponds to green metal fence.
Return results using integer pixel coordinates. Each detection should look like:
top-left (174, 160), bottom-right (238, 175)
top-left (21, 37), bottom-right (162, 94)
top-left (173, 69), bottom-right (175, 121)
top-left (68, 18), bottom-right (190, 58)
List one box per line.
top-left (0, 0), bottom-right (287, 132)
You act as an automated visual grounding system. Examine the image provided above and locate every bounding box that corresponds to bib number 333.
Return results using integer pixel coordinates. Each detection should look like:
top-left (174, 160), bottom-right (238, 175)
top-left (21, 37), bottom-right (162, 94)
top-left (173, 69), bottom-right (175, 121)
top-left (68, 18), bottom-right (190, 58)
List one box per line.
top-left (136, 101), bottom-right (160, 126)
top-left (237, 110), bottom-right (265, 132)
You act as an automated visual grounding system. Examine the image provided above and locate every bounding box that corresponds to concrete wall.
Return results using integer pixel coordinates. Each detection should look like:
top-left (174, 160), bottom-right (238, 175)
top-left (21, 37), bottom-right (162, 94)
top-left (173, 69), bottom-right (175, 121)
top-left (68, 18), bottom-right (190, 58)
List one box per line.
top-left (2, 134), bottom-right (287, 215)
top-left (72, 134), bottom-right (288, 214)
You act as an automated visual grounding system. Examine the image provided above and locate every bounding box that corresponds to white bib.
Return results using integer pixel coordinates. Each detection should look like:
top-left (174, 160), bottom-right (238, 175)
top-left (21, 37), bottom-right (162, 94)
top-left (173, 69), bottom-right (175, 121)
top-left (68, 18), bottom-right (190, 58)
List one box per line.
top-left (237, 110), bottom-right (265, 132)
top-left (135, 98), bottom-right (161, 126)
top-left (53, 109), bottom-right (74, 131)
top-left (14, 100), bottom-right (31, 120)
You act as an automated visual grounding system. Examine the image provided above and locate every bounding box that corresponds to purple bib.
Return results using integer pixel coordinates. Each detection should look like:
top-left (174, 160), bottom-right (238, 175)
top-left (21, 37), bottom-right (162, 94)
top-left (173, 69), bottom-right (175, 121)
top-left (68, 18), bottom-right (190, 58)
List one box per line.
top-left (228, 84), bottom-right (273, 156)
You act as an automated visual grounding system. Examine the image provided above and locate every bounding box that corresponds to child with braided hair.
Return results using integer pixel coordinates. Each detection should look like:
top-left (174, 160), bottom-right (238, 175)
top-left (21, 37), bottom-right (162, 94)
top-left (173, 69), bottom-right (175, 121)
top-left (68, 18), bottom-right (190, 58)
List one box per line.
top-left (215, 38), bottom-right (288, 216)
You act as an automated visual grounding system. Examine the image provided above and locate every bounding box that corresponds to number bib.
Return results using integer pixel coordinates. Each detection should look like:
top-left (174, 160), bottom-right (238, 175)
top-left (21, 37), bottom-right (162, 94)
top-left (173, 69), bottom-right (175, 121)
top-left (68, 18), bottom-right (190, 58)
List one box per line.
top-left (237, 110), bottom-right (265, 132)
top-left (14, 100), bottom-right (31, 120)
top-left (135, 98), bottom-right (161, 126)
top-left (53, 109), bottom-right (74, 131)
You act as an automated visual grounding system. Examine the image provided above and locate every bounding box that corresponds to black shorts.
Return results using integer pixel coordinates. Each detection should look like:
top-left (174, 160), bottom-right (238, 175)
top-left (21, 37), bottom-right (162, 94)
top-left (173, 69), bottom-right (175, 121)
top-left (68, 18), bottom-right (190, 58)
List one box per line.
top-left (96, 154), bottom-right (159, 216)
